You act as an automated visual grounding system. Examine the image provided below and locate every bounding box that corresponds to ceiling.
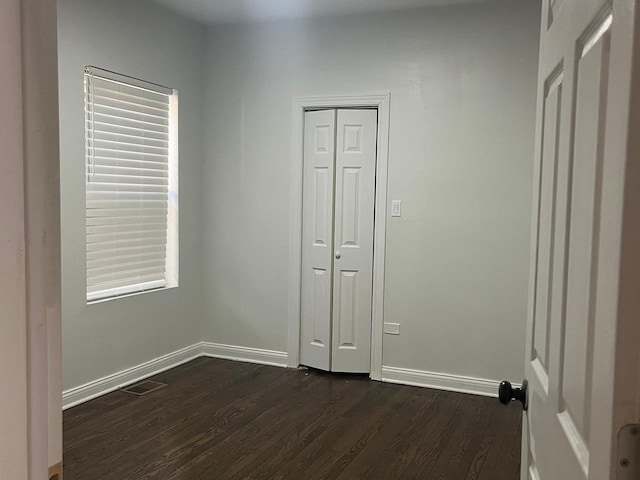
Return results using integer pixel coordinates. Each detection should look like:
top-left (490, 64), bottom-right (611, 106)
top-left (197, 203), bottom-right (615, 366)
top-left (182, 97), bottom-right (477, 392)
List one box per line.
top-left (150, 0), bottom-right (493, 25)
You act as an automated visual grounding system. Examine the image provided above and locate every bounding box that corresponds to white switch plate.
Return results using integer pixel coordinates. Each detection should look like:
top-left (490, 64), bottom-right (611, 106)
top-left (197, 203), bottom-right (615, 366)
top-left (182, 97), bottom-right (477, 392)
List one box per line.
top-left (383, 322), bottom-right (400, 335)
top-left (391, 200), bottom-right (402, 217)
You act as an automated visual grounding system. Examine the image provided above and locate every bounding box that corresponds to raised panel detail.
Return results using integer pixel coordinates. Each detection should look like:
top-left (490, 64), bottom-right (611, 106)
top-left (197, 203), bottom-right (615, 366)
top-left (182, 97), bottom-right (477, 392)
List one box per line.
top-left (312, 268), bottom-right (329, 346)
top-left (337, 271), bottom-right (358, 348)
top-left (340, 168), bottom-right (360, 247)
top-left (315, 125), bottom-right (330, 153)
top-left (532, 68), bottom-right (563, 379)
top-left (343, 125), bottom-right (362, 153)
top-left (314, 167), bottom-right (329, 246)
top-left (561, 28), bottom-right (610, 443)
top-left (547, 0), bottom-right (566, 29)
top-left (529, 464), bottom-right (541, 480)
top-left (531, 357), bottom-right (549, 395)
top-left (558, 410), bottom-right (589, 475)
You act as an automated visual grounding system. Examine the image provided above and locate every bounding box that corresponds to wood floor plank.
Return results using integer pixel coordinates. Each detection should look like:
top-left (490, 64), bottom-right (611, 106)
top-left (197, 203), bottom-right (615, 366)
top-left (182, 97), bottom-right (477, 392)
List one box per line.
top-left (474, 401), bottom-right (523, 480)
top-left (419, 394), bottom-right (493, 479)
top-left (63, 358), bottom-right (522, 480)
top-left (297, 385), bottom-right (414, 480)
top-left (360, 390), bottom-right (467, 479)
top-left (167, 372), bottom-right (346, 479)
top-left (333, 388), bottom-right (443, 479)
top-left (463, 399), bottom-right (504, 480)
top-left (225, 375), bottom-right (381, 480)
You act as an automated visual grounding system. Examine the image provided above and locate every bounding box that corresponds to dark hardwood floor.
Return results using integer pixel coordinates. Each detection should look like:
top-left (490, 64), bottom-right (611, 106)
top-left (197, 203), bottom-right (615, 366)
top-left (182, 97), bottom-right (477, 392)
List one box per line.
top-left (63, 358), bottom-right (522, 480)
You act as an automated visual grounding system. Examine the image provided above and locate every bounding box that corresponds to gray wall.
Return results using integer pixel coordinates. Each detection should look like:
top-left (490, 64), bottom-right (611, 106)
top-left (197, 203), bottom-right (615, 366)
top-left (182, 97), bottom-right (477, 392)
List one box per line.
top-left (58, 0), bottom-right (541, 392)
top-left (201, 0), bottom-right (541, 382)
top-left (58, 0), bottom-right (206, 390)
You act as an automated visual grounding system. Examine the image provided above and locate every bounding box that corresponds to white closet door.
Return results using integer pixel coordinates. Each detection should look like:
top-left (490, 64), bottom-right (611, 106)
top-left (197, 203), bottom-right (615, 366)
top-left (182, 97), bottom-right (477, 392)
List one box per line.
top-left (300, 109), bottom-right (336, 371)
top-left (331, 109), bottom-right (377, 373)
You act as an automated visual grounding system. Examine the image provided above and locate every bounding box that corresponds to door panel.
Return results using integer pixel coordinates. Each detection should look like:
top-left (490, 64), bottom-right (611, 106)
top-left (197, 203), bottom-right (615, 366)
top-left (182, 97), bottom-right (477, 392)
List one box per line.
top-left (525, 1), bottom-right (638, 478)
top-left (532, 68), bottom-right (563, 388)
top-left (336, 270), bottom-right (358, 348)
top-left (339, 167), bottom-right (361, 246)
top-left (331, 109), bottom-right (377, 373)
top-left (300, 110), bottom-right (336, 371)
top-left (561, 30), bottom-right (610, 455)
top-left (313, 167), bottom-right (331, 246)
top-left (311, 268), bottom-right (331, 347)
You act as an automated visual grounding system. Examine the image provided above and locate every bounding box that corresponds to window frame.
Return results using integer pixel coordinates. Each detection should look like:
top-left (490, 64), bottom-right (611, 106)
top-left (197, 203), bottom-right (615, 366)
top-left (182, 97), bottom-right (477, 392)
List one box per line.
top-left (84, 66), bottom-right (179, 303)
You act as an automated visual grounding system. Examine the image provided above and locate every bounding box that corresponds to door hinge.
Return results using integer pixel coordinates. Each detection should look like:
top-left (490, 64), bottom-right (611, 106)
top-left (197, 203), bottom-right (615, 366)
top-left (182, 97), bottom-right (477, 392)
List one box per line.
top-left (617, 424), bottom-right (640, 479)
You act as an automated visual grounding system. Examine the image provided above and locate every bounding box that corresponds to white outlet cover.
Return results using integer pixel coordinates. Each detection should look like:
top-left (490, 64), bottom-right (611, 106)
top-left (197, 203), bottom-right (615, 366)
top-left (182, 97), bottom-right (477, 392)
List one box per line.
top-left (383, 322), bottom-right (401, 335)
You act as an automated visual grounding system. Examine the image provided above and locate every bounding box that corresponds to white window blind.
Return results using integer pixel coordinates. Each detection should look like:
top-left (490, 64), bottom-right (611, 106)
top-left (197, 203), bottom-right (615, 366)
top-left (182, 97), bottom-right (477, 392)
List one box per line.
top-left (84, 67), bottom-right (178, 302)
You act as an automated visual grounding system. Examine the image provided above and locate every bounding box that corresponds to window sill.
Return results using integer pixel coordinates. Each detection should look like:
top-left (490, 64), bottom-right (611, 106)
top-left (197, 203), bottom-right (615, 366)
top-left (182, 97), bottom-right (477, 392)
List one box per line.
top-left (87, 284), bottom-right (178, 305)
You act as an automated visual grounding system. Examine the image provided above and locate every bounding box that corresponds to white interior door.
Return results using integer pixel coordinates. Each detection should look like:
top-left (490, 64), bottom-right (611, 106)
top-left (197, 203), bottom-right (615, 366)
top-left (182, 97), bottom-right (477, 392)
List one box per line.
top-left (331, 109), bottom-right (377, 373)
top-left (523, 1), bottom-right (640, 478)
top-left (300, 108), bottom-right (377, 373)
top-left (300, 109), bottom-right (336, 371)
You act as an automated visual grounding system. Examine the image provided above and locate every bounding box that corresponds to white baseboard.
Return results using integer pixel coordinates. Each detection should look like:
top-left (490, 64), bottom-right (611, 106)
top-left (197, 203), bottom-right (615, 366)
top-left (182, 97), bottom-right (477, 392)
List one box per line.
top-left (63, 343), bottom-right (504, 409)
top-left (62, 343), bottom-right (202, 410)
top-left (381, 366), bottom-right (504, 398)
top-left (63, 342), bottom-right (288, 409)
top-left (201, 342), bottom-right (288, 368)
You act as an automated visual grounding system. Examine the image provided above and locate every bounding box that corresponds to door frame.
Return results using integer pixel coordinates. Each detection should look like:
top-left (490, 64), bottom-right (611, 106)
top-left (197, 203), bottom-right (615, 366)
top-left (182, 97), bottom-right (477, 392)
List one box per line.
top-left (1, 0), bottom-right (62, 478)
top-left (287, 94), bottom-right (391, 380)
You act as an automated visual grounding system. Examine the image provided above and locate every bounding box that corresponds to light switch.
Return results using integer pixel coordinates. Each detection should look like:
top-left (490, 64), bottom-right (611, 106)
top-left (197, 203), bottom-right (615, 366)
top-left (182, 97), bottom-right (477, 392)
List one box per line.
top-left (391, 200), bottom-right (402, 217)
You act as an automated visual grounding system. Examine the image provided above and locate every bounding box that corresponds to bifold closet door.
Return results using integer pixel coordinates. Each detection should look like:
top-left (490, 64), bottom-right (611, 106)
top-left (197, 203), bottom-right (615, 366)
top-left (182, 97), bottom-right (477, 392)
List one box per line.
top-left (330, 109), bottom-right (377, 373)
top-left (300, 108), bottom-right (377, 373)
top-left (300, 109), bottom-right (336, 371)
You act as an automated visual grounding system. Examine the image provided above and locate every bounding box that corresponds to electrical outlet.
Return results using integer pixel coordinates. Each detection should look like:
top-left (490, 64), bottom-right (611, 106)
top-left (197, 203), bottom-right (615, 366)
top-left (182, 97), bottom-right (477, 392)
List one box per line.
top-left (383, 322), bottom-right (401, 335)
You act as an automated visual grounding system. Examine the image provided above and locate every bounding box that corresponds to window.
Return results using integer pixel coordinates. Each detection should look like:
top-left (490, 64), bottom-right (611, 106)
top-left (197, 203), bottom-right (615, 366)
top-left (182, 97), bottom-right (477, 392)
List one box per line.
top-left (84, 66), bottom-right (178, 302)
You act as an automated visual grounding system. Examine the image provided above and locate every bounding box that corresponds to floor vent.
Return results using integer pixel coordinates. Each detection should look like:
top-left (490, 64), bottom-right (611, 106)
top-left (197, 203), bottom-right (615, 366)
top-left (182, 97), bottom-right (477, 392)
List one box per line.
top-left (121, 380), bottom-right (167, 396)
